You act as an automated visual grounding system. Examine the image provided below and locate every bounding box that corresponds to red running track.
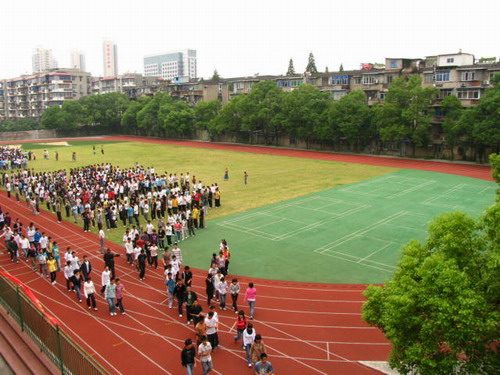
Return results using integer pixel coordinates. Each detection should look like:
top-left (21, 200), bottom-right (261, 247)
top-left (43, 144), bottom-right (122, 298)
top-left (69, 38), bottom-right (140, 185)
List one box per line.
top-left (0, 192), bottom-right (387, 375)
top-left (0, 136), bottom-right (493, 374)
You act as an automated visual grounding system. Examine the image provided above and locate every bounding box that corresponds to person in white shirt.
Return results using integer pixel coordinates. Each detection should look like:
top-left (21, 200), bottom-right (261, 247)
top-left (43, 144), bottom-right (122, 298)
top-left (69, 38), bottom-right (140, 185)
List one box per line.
top-left (170, 255), bottom-right (180, 279)
top-left (133, 245), bottom-right (142, 269)
top-left (217, 277), bottom-right (229, 310)
top-left (172, 243), bottom-right (182, 263)
top-left (83, 277), bottom-right (98, 311)
top-left (101, 266), bottom-right (111, 294)
top-left (70, 252), bottom-right (80, 272)
top-left (39, 234), bottom-right (48, 251)
top-left (243, 323), bottom-right (256, 367)
top-left (205, 311), bottom-right (219, 352)
top-left (124, 238), bottom-right (134, 265)
top-left (20, 235), bottom-right (30, 258)
top-left (146, 221), bottom-right (154, 235)
top-left (63, 261), bottom-right (74, 291)
top-left (198, 336), bottom-right (213, 375)
top-left (99, 229), bottom-right (106, 254)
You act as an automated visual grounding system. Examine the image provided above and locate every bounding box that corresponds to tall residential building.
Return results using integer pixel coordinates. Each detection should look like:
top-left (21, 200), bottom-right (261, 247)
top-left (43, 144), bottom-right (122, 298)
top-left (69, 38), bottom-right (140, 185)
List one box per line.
top-left (144, 50), bottom-right (197, 80)
top-left (103, 40), bottom-right (118, 77)
top-left (71, 51), bottom-right (86, 71)
top-left (32, 48), bottom-right (57, 73)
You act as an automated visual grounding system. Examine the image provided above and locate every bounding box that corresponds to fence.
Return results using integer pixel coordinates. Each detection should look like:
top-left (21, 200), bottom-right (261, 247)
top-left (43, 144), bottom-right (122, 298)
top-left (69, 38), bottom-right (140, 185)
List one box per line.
top-left (0, 275), bottom-right (110, 375)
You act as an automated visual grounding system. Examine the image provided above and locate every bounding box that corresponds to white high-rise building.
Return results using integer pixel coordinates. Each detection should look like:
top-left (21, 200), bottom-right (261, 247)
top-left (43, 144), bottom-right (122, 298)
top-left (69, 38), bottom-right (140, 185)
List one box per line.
top-left (103, 40), bottom-right (118, 77)
top-left (71, 51), bottom-right (86, 71)
top-left (144, 50), bottom-right (197, 80)
top-left (32, 48), bottom-right (57, 73)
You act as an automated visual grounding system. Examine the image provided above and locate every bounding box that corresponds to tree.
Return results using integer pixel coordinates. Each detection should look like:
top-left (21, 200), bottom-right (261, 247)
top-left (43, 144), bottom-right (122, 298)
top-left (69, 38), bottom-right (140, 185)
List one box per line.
top-left (373, 75), bottom-right (437, 155)
top-left (41, 105), bottom-right (67, 129)
top-left (194, 100), bottom-right (222, 139)
top-left (121, 97), bottom-right (150, 132)
top-left (325, 66), bottom-right (329, 73)
top-left (286, 59), bottom-right (296, 76)
top-left (363, 206), bottom-right (500, 375)
top-left (282, 84), bottom-right (330, 147)
top-left (441, 95), bottom-right (464, 160)
top-left (238, 80), bottom-right (285, 144)
top-left (212, 69), bottom-right (221, 82)
top-left (305, 52), bottom-right (318, 73)
top-left (328, 90), bottom-right (373, 151)
top-left (339, 64), bottom-right (344, 72)
top-left (489, 153), bottom-right (500, 185)
top-left (462, 73), bottom-right (500, 162)
top-left (214, 94), bottom-right (245, 134)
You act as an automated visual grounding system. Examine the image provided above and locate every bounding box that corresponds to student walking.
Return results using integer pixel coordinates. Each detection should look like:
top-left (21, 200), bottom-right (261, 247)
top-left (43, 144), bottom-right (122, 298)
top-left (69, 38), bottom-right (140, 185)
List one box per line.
top-left (253, 353), bottom-right (274, 374)
top-left (165, 272), bottom-right (175, 308)
top-left (217, 277), bottom-right (228, 310)
top-left (244, 282), bottom-right (257, 319)
top-left (205, 311), bottom-right (219, 352)
top-left (70, 270), bottom-right (83, 303)
top-left (243, 323), bottom-right (256, 367)
top-left (105, 278), bottom-right (117, 316)
top-left (47, 255), bottom-right (57, 285)
top-left (83, 277), bottom-right (98, 311)
top-left (230, 278), bottom-right (240, 312)
top-left (198, 336), bottom-right (213, 375)
top-left (101, 266), bottom-right (111, 293)
top-left (250, 334), bottom-right (267, 366)
top-left (181, 338), bottom-right (196, 375)
top-left (233, 310), bottom-right (248, 345)
top-left (115, 278), bottom-right (126, 314)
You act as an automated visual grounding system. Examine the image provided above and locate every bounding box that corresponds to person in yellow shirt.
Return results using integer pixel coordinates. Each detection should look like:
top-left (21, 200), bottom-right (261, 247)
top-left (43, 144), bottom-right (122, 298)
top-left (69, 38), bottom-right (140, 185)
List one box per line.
top-left (214, 189), bottom-right (221, 208)
top-left (47, 255), bottom-right (58, 285)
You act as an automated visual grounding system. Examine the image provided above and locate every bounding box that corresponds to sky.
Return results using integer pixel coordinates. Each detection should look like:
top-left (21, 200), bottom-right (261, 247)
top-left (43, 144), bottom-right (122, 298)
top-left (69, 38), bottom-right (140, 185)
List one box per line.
top-left (1, 0), bottom-right (499, 80)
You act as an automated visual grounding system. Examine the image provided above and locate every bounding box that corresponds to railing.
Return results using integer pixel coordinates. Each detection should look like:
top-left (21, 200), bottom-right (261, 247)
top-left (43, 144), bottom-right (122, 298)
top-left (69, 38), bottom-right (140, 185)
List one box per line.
top-left (0, 273), bottom-right (111, 375)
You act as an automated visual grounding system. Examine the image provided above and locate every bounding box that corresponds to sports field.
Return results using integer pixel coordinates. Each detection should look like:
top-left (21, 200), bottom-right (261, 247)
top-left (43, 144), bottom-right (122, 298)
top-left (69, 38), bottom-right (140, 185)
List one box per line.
top-left (0, 136), bottom-right (495, 375)
top-left (184, 169), bottom-right (496, 283)
top-left (10, 138), bottom-right (497, 284)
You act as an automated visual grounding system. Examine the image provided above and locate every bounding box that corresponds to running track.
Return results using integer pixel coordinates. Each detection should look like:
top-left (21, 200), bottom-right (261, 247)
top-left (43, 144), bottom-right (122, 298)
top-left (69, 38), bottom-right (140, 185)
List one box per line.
top-left (0, 136), bottom-right (493, 375)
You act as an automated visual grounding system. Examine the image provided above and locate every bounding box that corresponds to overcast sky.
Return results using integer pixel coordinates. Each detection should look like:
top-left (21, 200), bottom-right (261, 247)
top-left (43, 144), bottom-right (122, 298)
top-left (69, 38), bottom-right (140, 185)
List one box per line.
top-left (1, 0), bottom-right (498, 79)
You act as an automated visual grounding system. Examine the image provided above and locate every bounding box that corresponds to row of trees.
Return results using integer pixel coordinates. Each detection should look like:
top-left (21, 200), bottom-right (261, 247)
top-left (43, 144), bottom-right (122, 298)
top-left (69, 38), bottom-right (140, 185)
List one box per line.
top-left (362, 155), bottom-right (499, 374)
top-left (36, 74), bottom-right (500, 160)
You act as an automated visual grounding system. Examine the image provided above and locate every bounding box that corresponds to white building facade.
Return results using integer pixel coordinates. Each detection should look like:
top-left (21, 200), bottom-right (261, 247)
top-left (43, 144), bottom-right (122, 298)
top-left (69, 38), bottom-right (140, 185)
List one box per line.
top-left (144, 50), bottom-right (197, 80)
top-left (71, 51), bottom-right (86, 71)
top-left (103, 40), bottom-right (118, 77)
top-left (32, 48), bottom-right (57, 73)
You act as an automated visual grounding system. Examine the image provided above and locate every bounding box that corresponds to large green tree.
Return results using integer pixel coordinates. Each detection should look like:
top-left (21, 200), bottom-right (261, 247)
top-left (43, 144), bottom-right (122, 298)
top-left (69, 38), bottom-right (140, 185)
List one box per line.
top-left (282, 84), bottom-right (330, 146)
top-left (363, 206), bottom-right (500, 375)
top-left (328, 90), bottom-right (373, 151)
top-left (441, 95), bottom-right (465, 160)
top-left (461, 73), bottom-right (500, 162)
top-left (239, 80), bottom-right (285, 144)
top-left (373, 75), bottom-right (437, 155)
top-left (194, 100), bottom-right (222, 139)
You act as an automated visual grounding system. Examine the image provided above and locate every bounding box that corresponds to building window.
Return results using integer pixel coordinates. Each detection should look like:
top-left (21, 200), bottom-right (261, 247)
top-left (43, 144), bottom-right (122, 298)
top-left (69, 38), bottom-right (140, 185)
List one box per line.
top-left (331, 75), bottom-right (350, 85)
top-left (379, 92), bottom-right (386, 99)
top-left (353, 77), bottom-right (362, 84)
top-left (439, 89), bottom-right (453, 99)
top-left (435, 71), bottom-right (450, 82)
top-left (447, 58), bottom-right (454, 63)
top-left (424, 74), bottom-right (434, 83)
top-left (362, 75), bottom-right (378, 84)
top-left (461, 71), bottom-right (476, 81)
top-left (386, 76), bottom-right (393, 84)
top-left (489, 72), bottom-right (499, 81)
top-left (389, 60), bottom-right (397, 68)
top-left (456, 89), bottom-right (480, 99)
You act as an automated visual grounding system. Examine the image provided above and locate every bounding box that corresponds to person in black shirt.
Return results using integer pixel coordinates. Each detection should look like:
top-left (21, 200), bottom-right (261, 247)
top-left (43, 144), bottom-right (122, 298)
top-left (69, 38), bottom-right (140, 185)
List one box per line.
top-left (103, 248), bottom-right (120, 279)
top-left (182, 265), bottom-right (193, 287)
top-left (174, 280), bottom-right (186, 318)
top-left (180, 338), bottom-right (196, 374)
top-left (138, 249), bottom-right (147, 280)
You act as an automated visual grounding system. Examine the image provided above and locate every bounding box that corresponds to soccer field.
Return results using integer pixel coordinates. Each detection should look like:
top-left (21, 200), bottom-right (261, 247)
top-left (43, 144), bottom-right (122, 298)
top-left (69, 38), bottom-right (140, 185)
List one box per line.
top-left (182, 169), bottom-right (497, 283)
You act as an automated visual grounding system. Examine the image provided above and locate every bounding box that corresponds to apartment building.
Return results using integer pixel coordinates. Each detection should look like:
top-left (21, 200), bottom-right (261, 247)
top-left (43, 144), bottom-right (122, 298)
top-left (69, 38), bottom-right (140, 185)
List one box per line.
top-left (1, 69), bottom-right (91, 120)
top-left (164, 79), bottom-right (229, 105)
top-left (144, 50), bottom-right (197, 80)
top-left (32, 48), bottom-right (58, 73)
top-left (91, 74), bottom-right (165, 97)
top-left (103, 41), bottom-right (118, 77)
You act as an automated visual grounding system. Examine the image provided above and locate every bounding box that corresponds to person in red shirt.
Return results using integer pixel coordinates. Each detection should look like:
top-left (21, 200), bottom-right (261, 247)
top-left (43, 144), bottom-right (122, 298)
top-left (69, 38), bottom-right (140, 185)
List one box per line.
top-left (234, 310), bottom-right (247, 346)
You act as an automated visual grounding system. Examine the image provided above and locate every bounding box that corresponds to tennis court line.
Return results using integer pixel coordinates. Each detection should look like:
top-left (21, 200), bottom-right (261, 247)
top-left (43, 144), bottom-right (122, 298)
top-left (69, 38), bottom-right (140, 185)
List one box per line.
top-left (421, 183), bottom-right (467, 206)
top-left (387, 179), bottom-right (436, 198)
top-left (274, 204), bottom-right (371, 241)
top-left (357, 242), bottom-right (394, 263)
top-left (313, 248), bottom-right (395, 273)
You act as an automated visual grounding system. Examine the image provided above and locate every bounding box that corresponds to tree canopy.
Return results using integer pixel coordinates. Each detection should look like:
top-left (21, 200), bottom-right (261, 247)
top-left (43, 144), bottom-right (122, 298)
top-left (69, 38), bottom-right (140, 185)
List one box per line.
top-left (286, 59), bottom-right (296, 76)
top-left (363, 204), bottom-right (500, 375)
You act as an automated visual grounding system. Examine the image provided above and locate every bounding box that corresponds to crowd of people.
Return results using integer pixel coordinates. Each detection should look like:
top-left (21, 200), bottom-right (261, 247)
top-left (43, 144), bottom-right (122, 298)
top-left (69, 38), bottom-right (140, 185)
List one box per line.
top-left (1, 201), bottom-right (273, 374)
top-left (0, 163), bottom-right (222, 239)
top-left (0, 146), bottom-right (28, 170)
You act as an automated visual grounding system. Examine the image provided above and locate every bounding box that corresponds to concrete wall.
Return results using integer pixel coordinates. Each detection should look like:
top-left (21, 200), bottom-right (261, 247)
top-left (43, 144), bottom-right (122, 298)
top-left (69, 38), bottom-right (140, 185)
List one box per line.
top-left (0, 129), bottom-right (57, 142)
